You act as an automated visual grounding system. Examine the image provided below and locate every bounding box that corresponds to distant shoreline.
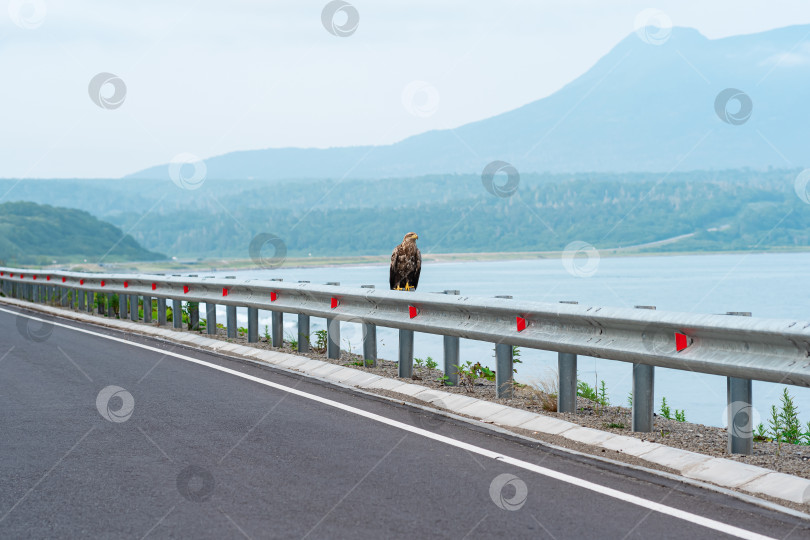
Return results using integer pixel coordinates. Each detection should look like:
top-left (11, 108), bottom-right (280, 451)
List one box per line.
top-left (51, 246), bottom-right (810, 273)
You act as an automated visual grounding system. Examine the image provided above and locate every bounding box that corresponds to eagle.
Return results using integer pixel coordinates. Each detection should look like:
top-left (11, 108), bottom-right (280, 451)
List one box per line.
top-left (390, 232), bottom-right (421, 291)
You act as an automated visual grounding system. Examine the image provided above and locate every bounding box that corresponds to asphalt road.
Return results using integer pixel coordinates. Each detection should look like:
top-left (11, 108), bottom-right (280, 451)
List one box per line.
top-left (0, 304), bottom-right (808, 539)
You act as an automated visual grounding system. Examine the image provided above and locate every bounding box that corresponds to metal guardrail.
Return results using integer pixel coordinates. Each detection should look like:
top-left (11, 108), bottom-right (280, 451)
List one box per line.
top-left (2, 266), bottom-right (809, 455)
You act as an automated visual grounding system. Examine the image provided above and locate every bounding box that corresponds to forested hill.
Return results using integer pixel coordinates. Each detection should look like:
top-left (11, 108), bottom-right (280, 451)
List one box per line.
top-left (1, 169), bottom-right (807, 260)
top-left (0, 202), bottom-right (165, 265)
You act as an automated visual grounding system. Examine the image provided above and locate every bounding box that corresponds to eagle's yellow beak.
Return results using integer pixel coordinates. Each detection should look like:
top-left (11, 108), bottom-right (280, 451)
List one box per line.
top-left (413, 234), bottom-right (419, 239)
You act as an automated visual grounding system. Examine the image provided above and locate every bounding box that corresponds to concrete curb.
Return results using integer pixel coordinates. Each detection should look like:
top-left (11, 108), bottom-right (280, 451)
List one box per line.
top-left (4, 297), bottom-right (810, 506)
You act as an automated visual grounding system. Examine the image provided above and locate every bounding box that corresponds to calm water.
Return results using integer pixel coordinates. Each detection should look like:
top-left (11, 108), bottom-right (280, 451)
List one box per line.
top-left (205, 251), bottom-right (810, 429)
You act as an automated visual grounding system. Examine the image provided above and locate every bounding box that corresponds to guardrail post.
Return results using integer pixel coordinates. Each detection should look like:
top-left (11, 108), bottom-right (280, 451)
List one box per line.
top-left (327, 319), bottom-right (340, 358)
top-left (107, 293), bottom-right (115, 318)
top-left (143, 296), bottom-right (152, 323)
top-left (226, 305), bottom-right (237, 338)
top-left (558, 352), bottom-right (577, 413)
top-left (248, 307), bottom-right (258, 343)
top-left (326, 282), bottom-right (340, 359)
top-left (725, 312), bottom-right (753, 455)
top-left (270, 278), bottom-right (284, 347)
top-left (272, 310), bottom-right (283, 347)
top-left (399, 329), bottom-right (414, 378)
top-left (495, 343), bottom-right (513, 398)
top-left (130, 294), bottom-right (139, 322)
top-left (118, 294), bottom-right (126, 318)
top-left (298, 314), bottom-right (310, 352)
top-left (443, 290), bottom-right (460, 385)
top-left (78, 289), bottom-right (86, 311)
top-left (631, 305), bottom-right (656, 432)
top-left (361, 285), bottom-right (377, 366)
top-left (223, 276), bottom-right (237, 338)
top-left (632, 364), bottom-right (655, 432)
top-left (188, 302), bottom-right (199, 331)
top-left (173, 299), bottom-right (182, 329)
top-left (157, 298), bottom-right (166, 325)
top-left (727, 377), bottom-right (753, 455)
top-left (297, 281), bottom-right (310, 353)
top-left (204, 301), bottom-right (215, 333)
top-left (97, 292), bottom-right (104, 315)
top-left (494, 296), bottom-right (514, 398)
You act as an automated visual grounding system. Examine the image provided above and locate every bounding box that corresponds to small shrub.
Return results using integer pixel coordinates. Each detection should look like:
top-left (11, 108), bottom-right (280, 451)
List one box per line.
top-left (313, 330), bottom-right (328, 353)
top-left (778, 388), bottom-right (802, 444)
top-left (659, 397), bottom-right (670, 419)
top-left (285, 332), bottom-right (298, 351)
top-left (436, 374), bottom-right (452, 386)
top-left (426, 357), bottom-right (438, 370)
top-left (455, 361), bottom-right (477, 393)
top-left (598, 380), bottom-right (610, 408)
top-left (768, 404), bottom-right (783, 453)
top-left (577, 380), bottom-right (598, 402)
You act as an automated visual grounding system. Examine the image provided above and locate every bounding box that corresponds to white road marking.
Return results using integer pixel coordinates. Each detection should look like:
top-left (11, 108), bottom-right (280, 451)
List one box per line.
top-left (1, 306), bottom-right (776, 540)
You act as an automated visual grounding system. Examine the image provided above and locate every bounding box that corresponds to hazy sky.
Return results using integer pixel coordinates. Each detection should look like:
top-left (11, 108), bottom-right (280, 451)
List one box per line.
top-left (2, 0), bottom-right (809, 178)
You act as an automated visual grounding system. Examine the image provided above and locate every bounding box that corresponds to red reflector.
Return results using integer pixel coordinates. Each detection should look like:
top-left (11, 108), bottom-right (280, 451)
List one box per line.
top-left (516, 316), bottom-right (527, 332)
top-left (32, 275), bottom-right (37, 280)
top-left (46, 276), bottom-right (51, 281)
top-left (222, 288), bottom-right (228, 297)
top-left (61, 277), bottom-right (66, 282)
top-left (9, 273), bottom-right (13, 277)
top-left (330, 297), bottom-right (339, 309)
top-left (409, 305), bottom-right (418, 318)
top-left (675, 332), bottom-right (689, 352)
top-left (152, 283), bottom-right (157, 291)
top-left (0, 272), bottom-right (4, 276)
top-left (20, 274), bottom-right (24, 279)
top-left (101, 280), bottom-right (105, 287)
top-left (123, 281), bottom-right (129, 288)
top-left (80, 279), bottom-right (84, 285)
top-left (183, 285), bottom-right (189, 294)
top-left (270, 292), bottom-right (277, 302)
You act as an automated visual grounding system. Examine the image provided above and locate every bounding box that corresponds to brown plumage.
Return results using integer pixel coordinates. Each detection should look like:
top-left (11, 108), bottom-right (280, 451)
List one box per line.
top-left (390, 232), bottom-right (421, 290)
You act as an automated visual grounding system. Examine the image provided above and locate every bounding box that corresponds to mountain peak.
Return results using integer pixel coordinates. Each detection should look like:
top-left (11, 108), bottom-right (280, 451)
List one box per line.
top-left (126, 24), bottom-right (808, 181)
